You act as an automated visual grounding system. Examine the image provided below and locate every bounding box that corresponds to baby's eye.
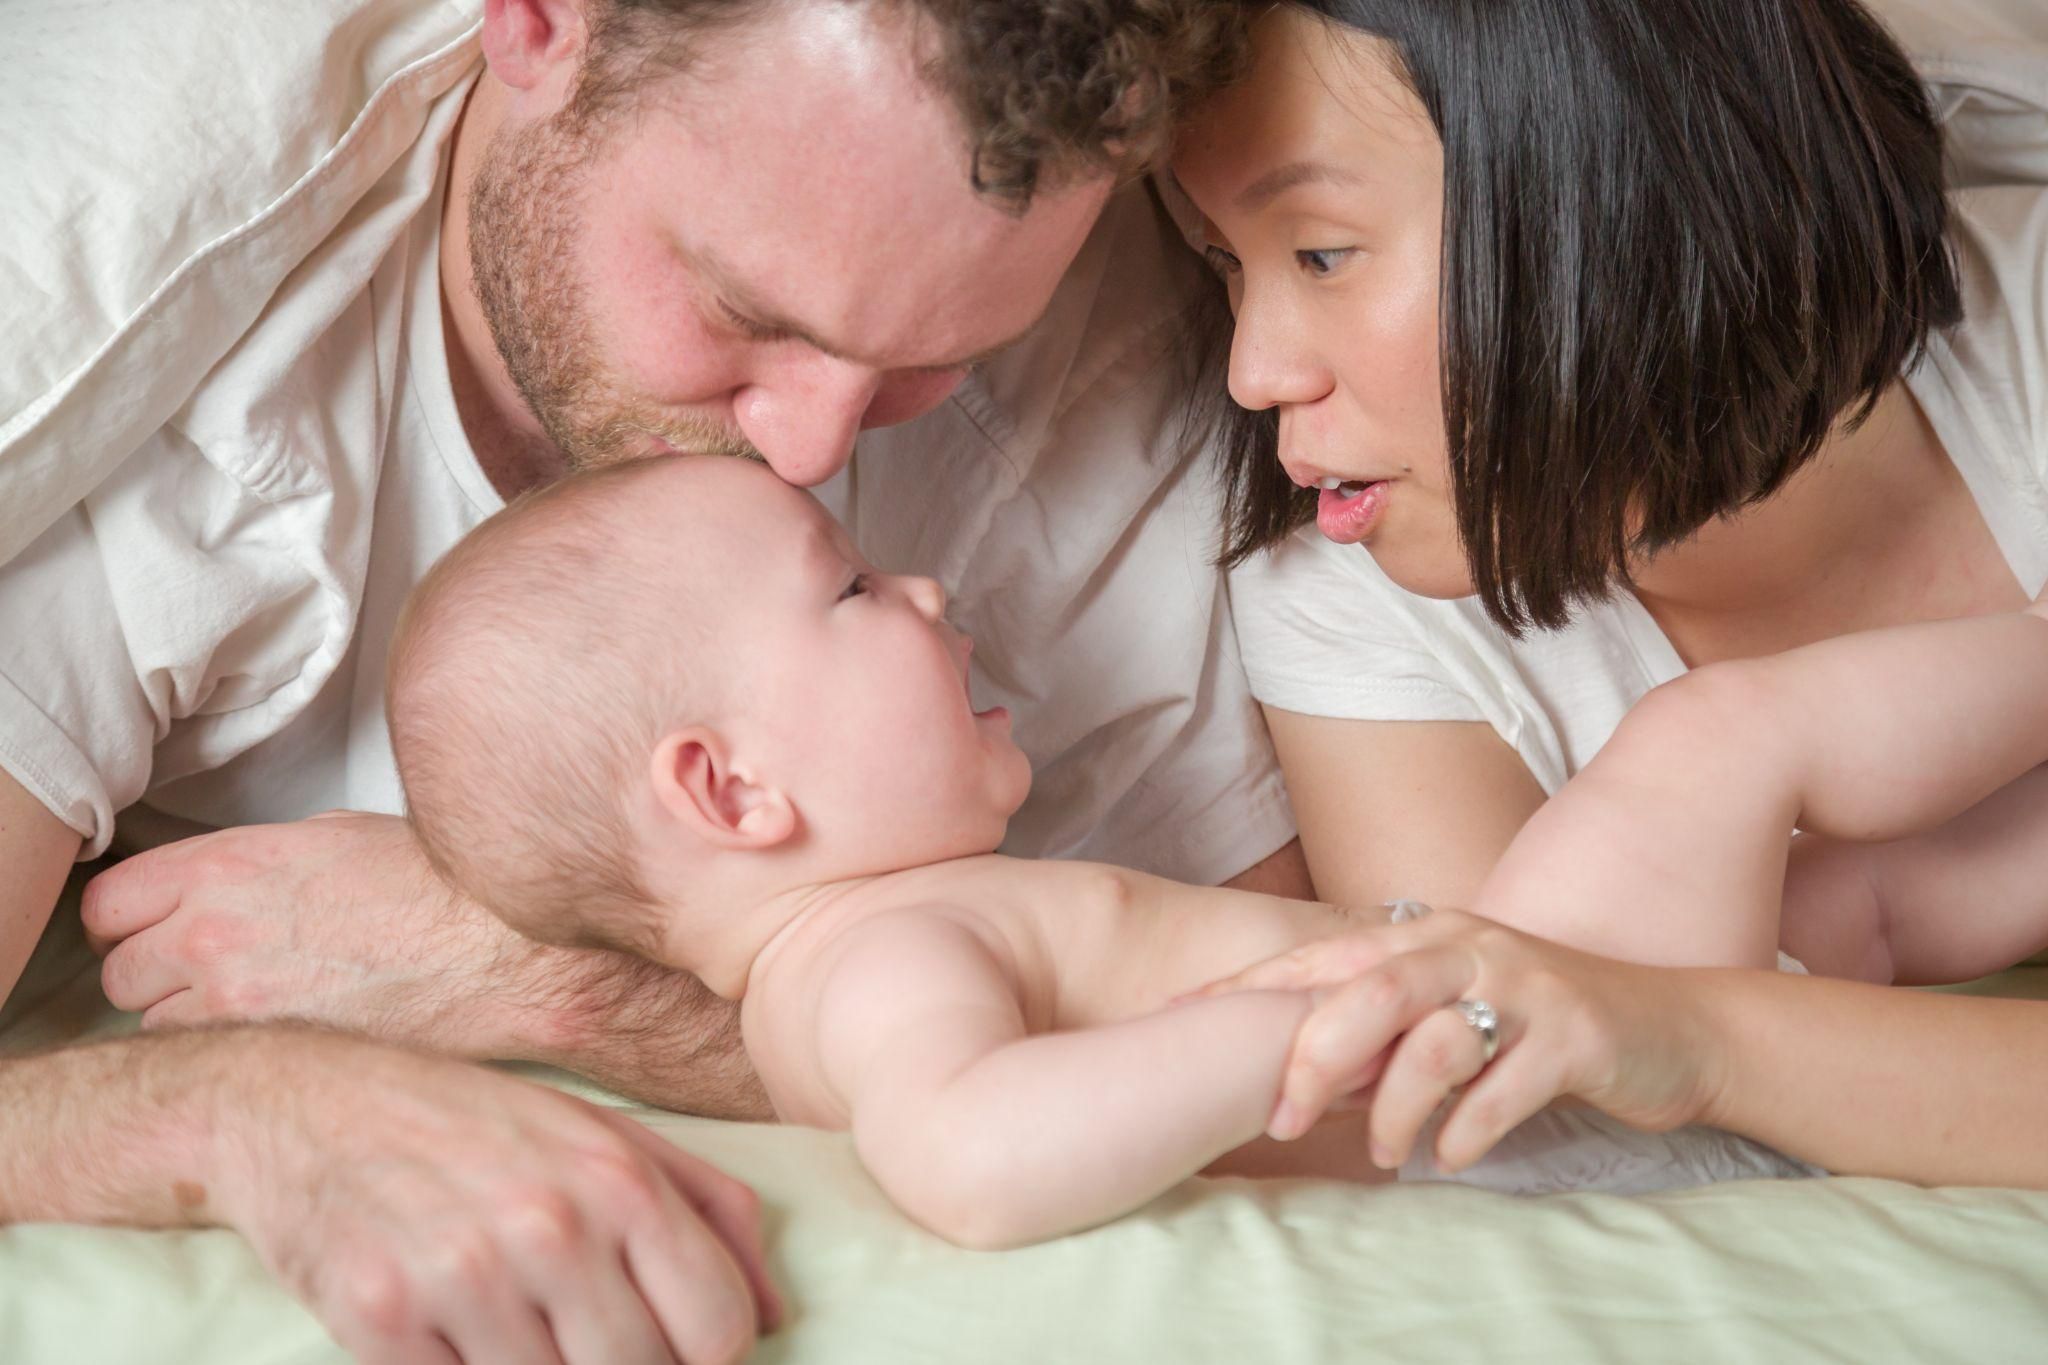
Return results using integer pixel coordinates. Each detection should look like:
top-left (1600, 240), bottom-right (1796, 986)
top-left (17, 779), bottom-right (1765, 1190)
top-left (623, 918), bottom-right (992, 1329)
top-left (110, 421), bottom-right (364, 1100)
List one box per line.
top-left (838, 573), bottom-right (871, 602)
top-left (1297, 248), bottom-right (1355, 277)
top-left (1202, 245), bottom-right (1242, 277)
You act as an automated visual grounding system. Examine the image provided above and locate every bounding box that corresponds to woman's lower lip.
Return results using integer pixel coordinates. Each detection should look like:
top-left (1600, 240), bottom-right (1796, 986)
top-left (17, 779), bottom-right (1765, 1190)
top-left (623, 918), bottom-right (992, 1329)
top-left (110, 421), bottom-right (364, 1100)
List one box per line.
top-left (1316, 481), bottom-right (1389, 544)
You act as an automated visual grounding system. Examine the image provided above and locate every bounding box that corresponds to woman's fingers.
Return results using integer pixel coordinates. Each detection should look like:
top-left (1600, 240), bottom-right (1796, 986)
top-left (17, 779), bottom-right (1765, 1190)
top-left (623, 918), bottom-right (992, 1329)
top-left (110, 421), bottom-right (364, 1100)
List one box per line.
top-left (1269, 943), bottom-right (1477, 1139)
top-left (1363, 1004), bottom-right (1501, 1167)
top-left (1185, 934), bottom-right (1387, 999)
top-left (1431, 1044), bottom-right (1568, 1174)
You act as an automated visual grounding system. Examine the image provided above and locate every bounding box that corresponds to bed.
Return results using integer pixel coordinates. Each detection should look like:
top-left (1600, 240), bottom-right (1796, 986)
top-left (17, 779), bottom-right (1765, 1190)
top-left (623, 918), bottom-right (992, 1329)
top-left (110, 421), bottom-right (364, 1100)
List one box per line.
top-left (3, 898), bottom-right (2047, 1363)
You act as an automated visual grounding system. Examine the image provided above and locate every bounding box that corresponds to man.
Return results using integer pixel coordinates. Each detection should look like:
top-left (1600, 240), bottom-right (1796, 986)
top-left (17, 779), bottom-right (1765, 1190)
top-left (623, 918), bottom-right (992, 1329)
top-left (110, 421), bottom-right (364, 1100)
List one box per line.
top-left (0, 0), bottom-right (1301, 1360)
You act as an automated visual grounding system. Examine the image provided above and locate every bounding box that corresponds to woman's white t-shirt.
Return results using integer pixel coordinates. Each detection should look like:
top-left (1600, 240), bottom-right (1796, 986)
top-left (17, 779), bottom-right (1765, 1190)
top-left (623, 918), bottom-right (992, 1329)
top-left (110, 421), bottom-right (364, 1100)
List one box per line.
top-left (1230, 187), bottom-right (2048, 793)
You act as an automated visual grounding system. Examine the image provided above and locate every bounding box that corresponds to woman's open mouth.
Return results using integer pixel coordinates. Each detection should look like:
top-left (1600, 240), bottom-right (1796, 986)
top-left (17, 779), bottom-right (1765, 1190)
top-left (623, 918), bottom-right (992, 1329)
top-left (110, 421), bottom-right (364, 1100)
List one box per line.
top-left (1315, 478), bottom-right (1389, 545)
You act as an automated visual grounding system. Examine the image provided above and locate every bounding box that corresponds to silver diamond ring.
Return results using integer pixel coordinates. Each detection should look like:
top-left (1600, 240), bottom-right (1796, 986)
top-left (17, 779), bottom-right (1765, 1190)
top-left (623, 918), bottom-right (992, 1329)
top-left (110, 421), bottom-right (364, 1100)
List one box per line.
top-left (1385, 898), bottom-right (1434, 924)
top-left (1454, 998), bottom-right (1500, 1064)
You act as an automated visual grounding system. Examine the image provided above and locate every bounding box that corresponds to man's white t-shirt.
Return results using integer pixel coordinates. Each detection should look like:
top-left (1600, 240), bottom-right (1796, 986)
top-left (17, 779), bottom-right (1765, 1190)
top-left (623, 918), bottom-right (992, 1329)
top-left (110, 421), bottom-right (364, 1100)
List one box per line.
top-left (1230, 187), bottom-right (2048, 792)
top-left (0, 57), bottom-right (1293, 886)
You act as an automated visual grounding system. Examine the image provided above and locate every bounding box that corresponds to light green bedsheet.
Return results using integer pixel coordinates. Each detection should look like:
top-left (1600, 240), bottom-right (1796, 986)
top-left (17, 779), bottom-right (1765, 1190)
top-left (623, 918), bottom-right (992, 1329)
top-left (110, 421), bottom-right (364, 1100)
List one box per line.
top-left (4, 912), bottom-right (2045, 1363)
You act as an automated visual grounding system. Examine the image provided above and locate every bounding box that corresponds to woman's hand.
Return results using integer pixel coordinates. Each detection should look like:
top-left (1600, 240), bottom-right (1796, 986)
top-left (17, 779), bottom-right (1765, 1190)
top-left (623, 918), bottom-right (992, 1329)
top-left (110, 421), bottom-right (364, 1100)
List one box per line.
top-left (1191, 908), bottom-right (1729, 1173)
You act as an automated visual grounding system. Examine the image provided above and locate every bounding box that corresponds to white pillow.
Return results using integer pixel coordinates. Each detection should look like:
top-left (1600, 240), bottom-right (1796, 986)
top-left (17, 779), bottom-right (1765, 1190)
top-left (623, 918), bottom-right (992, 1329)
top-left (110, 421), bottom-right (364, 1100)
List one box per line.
top-left (0, 0), bottom-right (481, 566)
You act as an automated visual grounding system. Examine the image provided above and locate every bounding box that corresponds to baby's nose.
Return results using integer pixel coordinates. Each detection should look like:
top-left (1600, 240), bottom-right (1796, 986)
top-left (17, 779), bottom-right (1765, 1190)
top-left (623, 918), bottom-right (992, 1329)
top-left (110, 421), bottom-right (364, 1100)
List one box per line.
top-left (904, 574), bottom-right (948, 620)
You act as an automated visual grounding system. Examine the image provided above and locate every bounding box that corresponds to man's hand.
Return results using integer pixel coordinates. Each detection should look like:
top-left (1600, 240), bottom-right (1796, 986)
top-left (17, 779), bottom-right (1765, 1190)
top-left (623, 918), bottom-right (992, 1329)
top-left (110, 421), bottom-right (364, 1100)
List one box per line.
top-left (80, 813), bottom-right (771, 1117)
top-left (2, 1025), bottom-right (781, 1364)
top-left (231, 1033), bottom-right (782, 1365)
top-left (83, 813), bottom-right (539, 1049)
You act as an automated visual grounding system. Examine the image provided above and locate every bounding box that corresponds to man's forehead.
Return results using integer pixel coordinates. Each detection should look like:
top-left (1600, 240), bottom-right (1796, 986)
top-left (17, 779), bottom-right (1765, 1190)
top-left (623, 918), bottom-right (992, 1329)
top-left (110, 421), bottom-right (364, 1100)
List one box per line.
top-left (618, 1), bottom-right (1108, 369)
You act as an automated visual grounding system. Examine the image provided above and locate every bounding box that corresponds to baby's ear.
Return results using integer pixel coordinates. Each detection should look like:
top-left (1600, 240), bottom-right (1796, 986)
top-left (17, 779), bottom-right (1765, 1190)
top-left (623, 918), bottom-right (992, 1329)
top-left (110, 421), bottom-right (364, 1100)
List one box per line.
top-left (649, 727), bottom-right (798, 850)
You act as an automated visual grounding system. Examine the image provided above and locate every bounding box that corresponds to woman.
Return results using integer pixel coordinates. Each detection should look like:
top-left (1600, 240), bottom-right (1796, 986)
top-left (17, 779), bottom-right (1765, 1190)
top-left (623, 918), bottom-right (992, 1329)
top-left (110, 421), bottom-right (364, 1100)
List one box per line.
top-left (1172, 0), bottom-right (2048, 1183)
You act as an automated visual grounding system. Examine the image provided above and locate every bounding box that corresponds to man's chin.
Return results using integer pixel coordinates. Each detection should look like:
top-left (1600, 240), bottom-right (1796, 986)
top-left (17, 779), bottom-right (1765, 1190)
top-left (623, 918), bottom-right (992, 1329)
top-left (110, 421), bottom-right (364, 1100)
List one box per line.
top-left (579, 426), bottom-right (761, 469)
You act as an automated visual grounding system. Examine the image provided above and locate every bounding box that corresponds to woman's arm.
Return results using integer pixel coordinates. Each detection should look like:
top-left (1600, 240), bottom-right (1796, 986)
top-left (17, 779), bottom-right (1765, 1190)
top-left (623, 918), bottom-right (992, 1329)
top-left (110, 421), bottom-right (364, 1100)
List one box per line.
top-left (1265, 709), bottom-right (1546, 908)
top-left (1695, 968), bottom-right (2048, 1186)
top-left (1, 768), bottom-right (80, 1007)
top-left (1197, 909), bottom-right (2048, 1187)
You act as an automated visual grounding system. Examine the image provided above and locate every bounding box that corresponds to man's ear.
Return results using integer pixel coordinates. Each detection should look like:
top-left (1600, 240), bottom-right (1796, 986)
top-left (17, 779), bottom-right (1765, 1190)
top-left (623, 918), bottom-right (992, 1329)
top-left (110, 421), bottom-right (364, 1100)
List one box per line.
top-left (481, 0), bottom-right (589, 95)
top-left (649, 727), bottom-right (798, 850)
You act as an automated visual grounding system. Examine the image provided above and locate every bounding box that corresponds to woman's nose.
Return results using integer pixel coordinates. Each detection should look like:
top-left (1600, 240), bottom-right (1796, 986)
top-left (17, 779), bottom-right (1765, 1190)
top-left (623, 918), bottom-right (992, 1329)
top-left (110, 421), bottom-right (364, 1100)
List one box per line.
top-left (1227, 287), bottom-right (1331, 412)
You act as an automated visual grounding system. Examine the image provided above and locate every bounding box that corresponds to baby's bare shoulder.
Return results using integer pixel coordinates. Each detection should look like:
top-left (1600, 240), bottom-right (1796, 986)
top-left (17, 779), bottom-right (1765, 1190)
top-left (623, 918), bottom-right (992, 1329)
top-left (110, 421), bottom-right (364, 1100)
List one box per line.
top-left (744, 897), bottom-right (1022, 1127)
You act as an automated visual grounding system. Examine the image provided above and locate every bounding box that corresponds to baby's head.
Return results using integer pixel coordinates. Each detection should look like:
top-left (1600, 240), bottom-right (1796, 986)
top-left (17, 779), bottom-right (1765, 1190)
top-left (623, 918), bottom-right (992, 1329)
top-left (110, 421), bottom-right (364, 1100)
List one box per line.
top-left (388, 455), bottom-right (1031, 968)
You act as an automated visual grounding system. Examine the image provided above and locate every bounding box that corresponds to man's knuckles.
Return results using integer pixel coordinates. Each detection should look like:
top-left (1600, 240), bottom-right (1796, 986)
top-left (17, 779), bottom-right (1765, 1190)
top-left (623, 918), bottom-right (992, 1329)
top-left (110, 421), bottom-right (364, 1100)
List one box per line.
top-left (566, 1145), bottom-right (670, 1226)
top-left (494, 1185), bottom-right (589, 1264)
top-left (321, 1250), bottom-right (420, 1342)
top-left (418, 1228), bottom-right (510, 1300)
top-left (179, 914), bottom-right (251, 969)
top-left (197, 977), bottom-right (275, 1020)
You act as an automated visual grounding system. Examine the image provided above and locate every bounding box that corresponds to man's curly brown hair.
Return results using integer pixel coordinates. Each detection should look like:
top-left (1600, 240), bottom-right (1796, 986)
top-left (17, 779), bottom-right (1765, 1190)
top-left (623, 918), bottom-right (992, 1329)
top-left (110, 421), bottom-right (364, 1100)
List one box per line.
top-left (574, 0), bottom-right (1250, 207)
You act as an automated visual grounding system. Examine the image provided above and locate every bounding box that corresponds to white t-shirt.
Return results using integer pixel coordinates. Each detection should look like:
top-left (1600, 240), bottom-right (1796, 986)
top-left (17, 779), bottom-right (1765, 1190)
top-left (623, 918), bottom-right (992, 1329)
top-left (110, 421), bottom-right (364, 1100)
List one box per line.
top-left (1230, 187), bottom-right (2048, 793)
top-left (0, 52), bottom-right (1292, 885)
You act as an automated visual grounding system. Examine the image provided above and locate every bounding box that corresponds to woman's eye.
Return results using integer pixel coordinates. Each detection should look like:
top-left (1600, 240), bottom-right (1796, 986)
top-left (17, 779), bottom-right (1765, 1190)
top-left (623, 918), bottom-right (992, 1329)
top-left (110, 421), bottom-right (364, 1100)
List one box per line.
top-left (838, 573), bottom-right (870, 602)
top-left (1297, 248), bottom-right (1355, 277)
top-left (1202, 245), bottom-right (1242, 277)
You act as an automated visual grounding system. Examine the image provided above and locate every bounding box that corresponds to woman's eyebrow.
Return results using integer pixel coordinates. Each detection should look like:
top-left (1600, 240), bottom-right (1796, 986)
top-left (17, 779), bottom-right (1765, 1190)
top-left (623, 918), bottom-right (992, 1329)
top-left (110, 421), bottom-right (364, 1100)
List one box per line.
top-left (1236, 160), bottom-right (1362, 212)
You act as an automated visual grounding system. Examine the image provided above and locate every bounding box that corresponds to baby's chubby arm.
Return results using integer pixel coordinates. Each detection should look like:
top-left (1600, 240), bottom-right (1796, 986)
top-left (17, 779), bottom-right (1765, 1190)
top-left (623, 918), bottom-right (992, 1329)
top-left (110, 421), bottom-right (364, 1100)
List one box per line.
top-left (806, 909), bottom-right (1310, 1250)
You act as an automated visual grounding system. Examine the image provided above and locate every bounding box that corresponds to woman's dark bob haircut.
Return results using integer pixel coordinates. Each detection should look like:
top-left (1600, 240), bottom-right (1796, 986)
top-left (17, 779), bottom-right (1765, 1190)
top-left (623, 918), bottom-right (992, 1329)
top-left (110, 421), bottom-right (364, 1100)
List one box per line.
top-left (1211, 0), bottom-right (1962, 631)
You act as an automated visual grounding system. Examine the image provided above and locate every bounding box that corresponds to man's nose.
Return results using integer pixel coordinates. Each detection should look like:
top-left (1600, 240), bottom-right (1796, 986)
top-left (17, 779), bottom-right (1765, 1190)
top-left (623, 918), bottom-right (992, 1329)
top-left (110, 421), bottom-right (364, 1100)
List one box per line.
top-left (733, 359), bottom-right (883, 487)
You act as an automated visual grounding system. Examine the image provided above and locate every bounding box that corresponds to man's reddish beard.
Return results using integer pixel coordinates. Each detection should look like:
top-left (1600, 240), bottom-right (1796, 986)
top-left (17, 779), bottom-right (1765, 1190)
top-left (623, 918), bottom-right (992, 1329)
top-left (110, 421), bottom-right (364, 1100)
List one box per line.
top-left (466, 109), bottom-right (760, 471)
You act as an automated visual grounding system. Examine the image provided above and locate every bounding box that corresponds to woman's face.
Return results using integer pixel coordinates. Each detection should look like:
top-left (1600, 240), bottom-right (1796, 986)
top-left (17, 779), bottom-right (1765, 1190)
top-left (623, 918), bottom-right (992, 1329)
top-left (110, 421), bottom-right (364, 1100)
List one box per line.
top-left (1175, 8), bottom-right (1469, 597)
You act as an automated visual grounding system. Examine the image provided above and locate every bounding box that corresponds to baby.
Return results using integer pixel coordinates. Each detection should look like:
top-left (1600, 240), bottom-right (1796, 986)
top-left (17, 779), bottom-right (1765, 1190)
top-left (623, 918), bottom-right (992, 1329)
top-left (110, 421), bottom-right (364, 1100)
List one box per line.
top-left (1475, 580), bottom-right (2048, 987)
top-left (385, 455), bottom-right (2037, 1245)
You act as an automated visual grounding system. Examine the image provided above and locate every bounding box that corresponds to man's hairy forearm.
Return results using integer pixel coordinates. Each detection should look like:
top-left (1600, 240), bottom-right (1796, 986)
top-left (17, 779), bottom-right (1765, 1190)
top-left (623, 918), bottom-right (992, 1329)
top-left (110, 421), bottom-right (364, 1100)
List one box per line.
top-left (509, 945), bottom-right (770, 1119)
top-left (0, 1028), bottom-right (251, 1226)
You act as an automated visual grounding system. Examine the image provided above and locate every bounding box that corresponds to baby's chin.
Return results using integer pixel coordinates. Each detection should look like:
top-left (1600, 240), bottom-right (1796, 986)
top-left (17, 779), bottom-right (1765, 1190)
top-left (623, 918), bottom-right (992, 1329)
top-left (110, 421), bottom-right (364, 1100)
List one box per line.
top-left (903, 818), bottom-right (1015, 870)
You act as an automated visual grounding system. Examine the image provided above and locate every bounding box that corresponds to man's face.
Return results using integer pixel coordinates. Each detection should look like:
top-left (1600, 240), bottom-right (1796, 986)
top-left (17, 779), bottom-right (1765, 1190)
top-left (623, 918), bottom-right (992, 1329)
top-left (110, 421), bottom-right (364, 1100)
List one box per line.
top-left (469, 2), bottom-right (1114, 486)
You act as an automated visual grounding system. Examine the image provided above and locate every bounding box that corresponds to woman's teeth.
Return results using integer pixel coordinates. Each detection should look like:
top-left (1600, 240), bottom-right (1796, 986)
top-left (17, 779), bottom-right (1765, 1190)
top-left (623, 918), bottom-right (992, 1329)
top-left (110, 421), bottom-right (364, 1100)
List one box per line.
top-left (1318, 477), bottom-right (1371, 495)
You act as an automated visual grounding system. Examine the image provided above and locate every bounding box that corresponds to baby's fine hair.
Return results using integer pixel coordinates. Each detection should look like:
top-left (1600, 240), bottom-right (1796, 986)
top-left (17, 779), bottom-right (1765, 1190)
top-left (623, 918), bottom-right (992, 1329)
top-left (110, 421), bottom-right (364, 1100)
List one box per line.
top-left (388, 456), bottom-right (719, 957)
